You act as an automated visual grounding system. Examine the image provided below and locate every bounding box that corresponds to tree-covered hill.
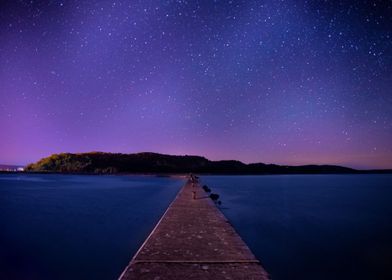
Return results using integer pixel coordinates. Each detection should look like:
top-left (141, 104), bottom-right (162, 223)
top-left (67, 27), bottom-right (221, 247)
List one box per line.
top-left (25, 152), bottom-right (357, 174)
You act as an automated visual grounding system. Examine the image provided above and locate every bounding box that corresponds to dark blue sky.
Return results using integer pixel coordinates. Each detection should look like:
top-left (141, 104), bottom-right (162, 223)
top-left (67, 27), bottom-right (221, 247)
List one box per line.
top-left (1, 0), bottom-right (391, 169)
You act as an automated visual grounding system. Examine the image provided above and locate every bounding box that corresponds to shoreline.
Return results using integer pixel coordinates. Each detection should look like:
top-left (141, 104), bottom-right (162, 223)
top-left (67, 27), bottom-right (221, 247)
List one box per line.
top-left (2, 170), bottom-right (392, 176)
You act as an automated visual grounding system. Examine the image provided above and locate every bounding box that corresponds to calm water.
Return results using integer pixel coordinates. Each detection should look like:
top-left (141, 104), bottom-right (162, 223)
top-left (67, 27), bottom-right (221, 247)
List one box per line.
top-left (0, 174), bottom-right (184, 280)
top-left (1, 174), bottom-right (392, 280)
top-left (201, 175), bottom-right (392, 280)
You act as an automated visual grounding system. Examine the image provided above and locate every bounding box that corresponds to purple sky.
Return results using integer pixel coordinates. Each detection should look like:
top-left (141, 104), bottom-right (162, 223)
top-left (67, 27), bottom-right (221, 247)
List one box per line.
top-left (1, 1), bottom-right (392, 169)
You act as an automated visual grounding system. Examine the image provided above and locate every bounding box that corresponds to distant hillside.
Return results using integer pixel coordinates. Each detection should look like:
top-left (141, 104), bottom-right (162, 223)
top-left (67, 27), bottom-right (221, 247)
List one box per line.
top-left (25, 152), bottom-right (358, 174)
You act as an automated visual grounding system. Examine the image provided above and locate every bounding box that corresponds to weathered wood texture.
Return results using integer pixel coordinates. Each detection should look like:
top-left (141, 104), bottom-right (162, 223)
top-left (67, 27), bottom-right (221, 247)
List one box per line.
top-left (119, 180), bottom-right (269, 280)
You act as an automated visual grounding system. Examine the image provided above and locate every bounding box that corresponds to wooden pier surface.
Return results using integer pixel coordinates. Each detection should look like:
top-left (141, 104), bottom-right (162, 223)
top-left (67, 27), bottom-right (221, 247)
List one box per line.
top-left (119, 179), bottom-right (269, 280)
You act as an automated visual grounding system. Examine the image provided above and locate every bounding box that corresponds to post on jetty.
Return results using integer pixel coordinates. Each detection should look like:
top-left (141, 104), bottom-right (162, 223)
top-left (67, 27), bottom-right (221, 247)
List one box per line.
top-left (119, 175), bottom-right (269, 280)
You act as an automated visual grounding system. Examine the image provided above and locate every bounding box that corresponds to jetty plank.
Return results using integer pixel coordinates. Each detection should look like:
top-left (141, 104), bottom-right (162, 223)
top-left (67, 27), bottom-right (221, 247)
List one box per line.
top-left (119, 179), bottom-right (269, 280)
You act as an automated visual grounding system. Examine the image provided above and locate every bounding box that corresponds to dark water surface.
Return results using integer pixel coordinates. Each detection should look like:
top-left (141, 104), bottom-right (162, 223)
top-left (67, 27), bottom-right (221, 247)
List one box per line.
top-left (201, 174), bottom-right (392, 280)
top-left (0, 174), bottom-right (184, 280)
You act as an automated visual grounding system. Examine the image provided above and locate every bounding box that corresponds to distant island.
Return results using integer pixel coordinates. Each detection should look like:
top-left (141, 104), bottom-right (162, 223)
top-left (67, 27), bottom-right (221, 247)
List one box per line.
top-left (22, 152), bottom-right (391, 175)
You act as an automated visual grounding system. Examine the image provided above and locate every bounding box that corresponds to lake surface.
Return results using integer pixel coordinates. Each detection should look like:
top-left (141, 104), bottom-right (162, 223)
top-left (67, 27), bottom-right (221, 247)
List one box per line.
top-left (1, 174), bottom-right (391, 280)
top-left (0, 174), bottom-right (184, 280)
top-left (201, 175), bottom-right (392, 280)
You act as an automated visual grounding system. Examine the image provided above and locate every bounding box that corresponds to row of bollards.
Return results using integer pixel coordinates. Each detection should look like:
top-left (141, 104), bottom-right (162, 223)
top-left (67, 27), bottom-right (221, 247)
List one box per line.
top-left (189, 174), bottom-right (222, 205)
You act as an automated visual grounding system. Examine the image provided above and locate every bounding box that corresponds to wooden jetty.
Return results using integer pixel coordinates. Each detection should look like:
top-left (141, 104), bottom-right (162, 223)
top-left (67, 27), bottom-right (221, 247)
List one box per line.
top-left (119, 178), bottom-right (269, 280)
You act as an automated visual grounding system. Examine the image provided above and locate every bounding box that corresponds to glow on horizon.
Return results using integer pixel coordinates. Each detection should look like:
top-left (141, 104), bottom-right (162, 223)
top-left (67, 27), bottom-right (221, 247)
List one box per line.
top-left (1, 1), bottom-right (391, 169)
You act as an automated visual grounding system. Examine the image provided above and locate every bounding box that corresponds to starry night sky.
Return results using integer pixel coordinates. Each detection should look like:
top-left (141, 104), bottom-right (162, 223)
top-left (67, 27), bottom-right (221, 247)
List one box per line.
top-left (1, 0), bottom-right (391, 169)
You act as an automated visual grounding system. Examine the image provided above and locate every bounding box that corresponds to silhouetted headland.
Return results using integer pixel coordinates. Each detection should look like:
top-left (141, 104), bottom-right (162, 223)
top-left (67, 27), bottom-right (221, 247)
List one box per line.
top-left (23, 152), bottom-right (391, 174)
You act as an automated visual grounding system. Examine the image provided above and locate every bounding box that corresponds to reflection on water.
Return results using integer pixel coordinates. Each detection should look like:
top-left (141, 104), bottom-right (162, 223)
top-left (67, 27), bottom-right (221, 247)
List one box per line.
top-left (201, 174), bottom-right (392, 280)
top-left (0, 174), bottom-right (184, 280)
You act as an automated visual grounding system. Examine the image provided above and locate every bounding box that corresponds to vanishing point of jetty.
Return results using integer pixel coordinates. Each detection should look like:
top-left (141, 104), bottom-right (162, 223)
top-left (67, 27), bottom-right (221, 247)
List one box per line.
top-left (119, 177), bottom-right (269, 280)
